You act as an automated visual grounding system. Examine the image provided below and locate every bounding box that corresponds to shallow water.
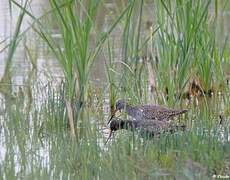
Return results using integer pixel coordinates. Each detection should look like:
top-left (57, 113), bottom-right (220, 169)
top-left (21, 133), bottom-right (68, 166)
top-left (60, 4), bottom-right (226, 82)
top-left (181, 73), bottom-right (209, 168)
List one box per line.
top-left (1, 0), bottom-right (230, 85)
top-left (0, 0), bottom-right (230, 178)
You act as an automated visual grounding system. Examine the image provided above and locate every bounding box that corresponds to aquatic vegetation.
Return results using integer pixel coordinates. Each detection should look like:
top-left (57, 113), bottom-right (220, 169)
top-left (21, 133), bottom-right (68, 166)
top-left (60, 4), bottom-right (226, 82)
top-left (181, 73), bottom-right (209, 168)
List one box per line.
top-left (0, 0), bottom-right (229, 179)
top-left (30, 0), bottom-right (130, 138)
top-left (0, 0), bottom-right (29, 96)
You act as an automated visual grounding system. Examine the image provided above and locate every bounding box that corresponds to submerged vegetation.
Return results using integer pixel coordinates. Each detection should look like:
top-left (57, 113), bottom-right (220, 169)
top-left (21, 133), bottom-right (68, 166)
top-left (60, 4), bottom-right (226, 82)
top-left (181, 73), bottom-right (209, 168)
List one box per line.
top-left (0, 0), bottom-right (229, 179)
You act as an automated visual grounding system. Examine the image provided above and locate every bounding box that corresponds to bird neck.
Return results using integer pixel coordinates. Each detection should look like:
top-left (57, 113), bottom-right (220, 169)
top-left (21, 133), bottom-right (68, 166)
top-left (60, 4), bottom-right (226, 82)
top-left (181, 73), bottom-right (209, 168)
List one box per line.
top-left (124, 104), bottom-right (132, 113)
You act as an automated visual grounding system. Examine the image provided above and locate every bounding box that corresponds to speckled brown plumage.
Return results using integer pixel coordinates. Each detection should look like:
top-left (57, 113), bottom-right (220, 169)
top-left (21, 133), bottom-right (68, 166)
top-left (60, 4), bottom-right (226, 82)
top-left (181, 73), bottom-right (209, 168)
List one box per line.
top-left (112, 100), bottom-right (187, 121)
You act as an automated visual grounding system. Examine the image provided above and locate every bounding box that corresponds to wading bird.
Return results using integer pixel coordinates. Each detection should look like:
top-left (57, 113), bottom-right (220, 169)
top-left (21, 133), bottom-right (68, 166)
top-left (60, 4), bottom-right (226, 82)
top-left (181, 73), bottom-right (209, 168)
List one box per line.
top-left (108, 100), bottom-right (187, 124)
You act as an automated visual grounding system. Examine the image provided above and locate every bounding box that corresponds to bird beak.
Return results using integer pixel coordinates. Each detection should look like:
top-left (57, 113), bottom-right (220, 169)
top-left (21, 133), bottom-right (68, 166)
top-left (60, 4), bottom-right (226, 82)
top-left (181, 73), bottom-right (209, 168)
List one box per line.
top-left (105, 130), bottom-right (113, 145)
top-left (107, 109), bottom-right (118, 124)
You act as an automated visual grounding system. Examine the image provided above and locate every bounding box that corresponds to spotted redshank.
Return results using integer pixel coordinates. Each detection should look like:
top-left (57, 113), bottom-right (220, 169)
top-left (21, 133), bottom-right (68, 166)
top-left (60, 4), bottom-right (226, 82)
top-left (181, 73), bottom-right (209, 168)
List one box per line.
top-left (108, 100), bottom-right (187, 123)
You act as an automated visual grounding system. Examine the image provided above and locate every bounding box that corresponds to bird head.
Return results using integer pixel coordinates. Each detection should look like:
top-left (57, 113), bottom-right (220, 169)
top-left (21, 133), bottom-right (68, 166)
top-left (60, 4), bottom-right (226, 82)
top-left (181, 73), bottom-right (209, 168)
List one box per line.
top-left (107, 99), bottom-right (128, 124)
top-left (115, 99), bottom-right (127, 111)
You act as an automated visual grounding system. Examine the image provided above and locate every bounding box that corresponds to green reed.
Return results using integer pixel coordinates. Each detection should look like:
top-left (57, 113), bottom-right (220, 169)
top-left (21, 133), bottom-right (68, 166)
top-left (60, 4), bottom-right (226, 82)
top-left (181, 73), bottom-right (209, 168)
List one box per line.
top-left (0, 0), bottom-right (29, 85)
top-left (151, 0), bottom-right (230, 106)
top-left (35, 1), bottom-right (100, 123)
top-left (0, 79), bottom-right (229, 179)
top-left (105, 39), bottom-right (117, 113)
top-left (31, 0), bottom-right (130, 138)
top-left (107, 0), bottom-right (154, 105)
top-left (1, 0), bottom-right (229, 179)
top-left (105, 0), bottom-right (229, 117)
top-left (154, 0), bottom-right (207, 103)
